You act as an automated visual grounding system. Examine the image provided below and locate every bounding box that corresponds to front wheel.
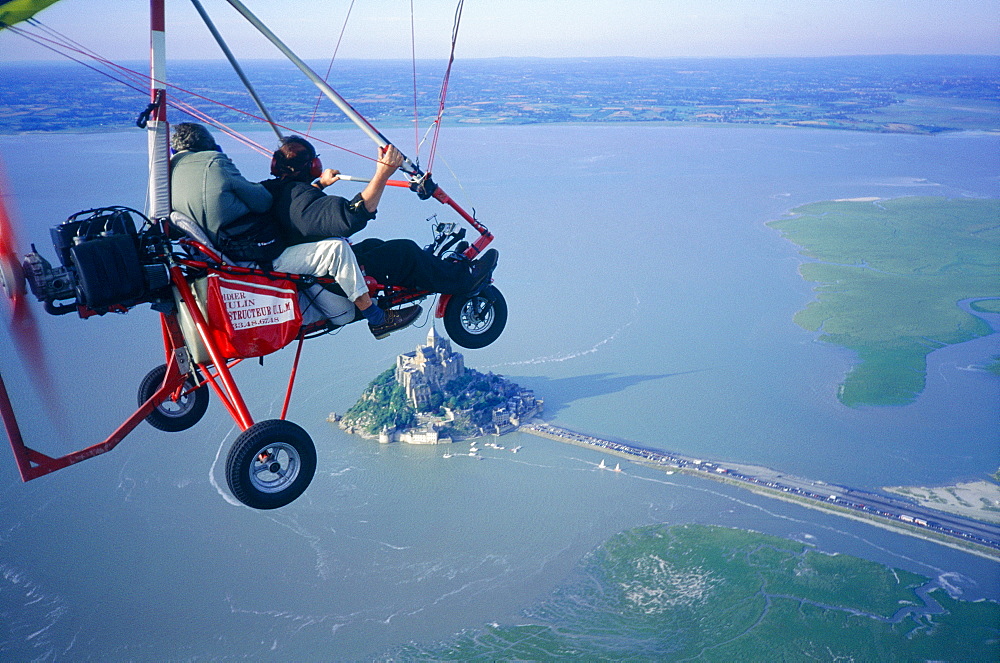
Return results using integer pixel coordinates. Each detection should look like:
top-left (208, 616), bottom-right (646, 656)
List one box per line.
top-left (225, 419), bottom-right (316, 510)
top-left (138, 364), bottom-right (209, 432)
top-left (442, 285), bottom-right (507, 349)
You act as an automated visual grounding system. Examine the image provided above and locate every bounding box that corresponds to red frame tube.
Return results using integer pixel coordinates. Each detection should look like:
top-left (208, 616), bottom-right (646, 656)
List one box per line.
top-left (280, 337), bottom-right (305, 420)
top-left (1, 191), bottom-right (493, 481)
top-left (383, 179), bottom-right (493, 254)
top-left (1, 0), bottom-right (499, 485)
top-left (0, 260), bottom-right (298, 482)
top-left (168, 264), bottom-right (255, 430)
top-left (1, 339), bottom-right (189, 481)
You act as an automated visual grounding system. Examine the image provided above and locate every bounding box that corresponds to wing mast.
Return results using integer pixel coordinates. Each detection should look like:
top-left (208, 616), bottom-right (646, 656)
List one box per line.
top-left (189, 0), bottom-right (283, 142)
top-left (147, 0), bottom-right (170, 221)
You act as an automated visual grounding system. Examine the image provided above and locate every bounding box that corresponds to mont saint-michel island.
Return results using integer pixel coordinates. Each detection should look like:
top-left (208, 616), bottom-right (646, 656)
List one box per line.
top-left (329, 329), bottom-right (999, 558)
top-left (332, 328), bottom-right (543, 444)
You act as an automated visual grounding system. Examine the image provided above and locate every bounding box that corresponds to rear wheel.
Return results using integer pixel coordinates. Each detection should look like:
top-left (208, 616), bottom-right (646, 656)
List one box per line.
top-left (443, 285), bottom-right (507, 349)
top-left (226, 419), bottom-right (316, 510)
top-left (138, 363), bottom-right (209, 432)
top-left (0, 254), bottom-right (25, 300)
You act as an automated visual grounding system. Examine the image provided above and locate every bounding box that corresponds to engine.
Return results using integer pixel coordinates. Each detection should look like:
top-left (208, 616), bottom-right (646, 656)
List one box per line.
top-left (22, 207), bottom-right (170, 316)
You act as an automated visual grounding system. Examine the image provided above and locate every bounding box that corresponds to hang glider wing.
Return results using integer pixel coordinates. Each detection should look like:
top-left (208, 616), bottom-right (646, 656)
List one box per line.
top-left (0, 0), bottom-right (61, 29)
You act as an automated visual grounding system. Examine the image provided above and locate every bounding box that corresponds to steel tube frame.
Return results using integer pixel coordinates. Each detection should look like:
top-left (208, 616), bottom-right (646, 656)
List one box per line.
top-left (189, 0), bottom-right (283, 141)
top-left (1, 0), bottom-right (496, 483)
top-left (2, 326), bottom-right (190, 481)
top-left (219, 0), bottom-right (490, 244)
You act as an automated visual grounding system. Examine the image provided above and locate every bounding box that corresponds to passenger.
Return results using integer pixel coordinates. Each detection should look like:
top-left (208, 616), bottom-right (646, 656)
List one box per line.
top-left (261, 136), bottom-right (498, 296)
top-left (169, 123), bottom-right (420, 338)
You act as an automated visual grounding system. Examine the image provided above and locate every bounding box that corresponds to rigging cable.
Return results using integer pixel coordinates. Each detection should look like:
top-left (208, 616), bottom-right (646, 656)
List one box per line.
top-left (14, 20), bottom-right (148, 97)
top-left (189, 0), bottom-right (283, 141)
top-left (220, 0), bottom-right (414, 174)
top-left (306, 0), bottom-right (355, 134)
top-left (10, 21), bottom-right (264, 153)
top-left (19, 18), bottom-right (243, 153)
top-left (426, 0), bottom-right (464, 174)
top-left (5, 20), bottom-right (378, 165)
top-left (410, 0), bottom-right (420, 165)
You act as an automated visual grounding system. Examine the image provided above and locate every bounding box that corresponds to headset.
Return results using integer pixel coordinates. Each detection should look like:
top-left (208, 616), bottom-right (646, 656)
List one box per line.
top-left (270, 142), bottom-right (322, 179)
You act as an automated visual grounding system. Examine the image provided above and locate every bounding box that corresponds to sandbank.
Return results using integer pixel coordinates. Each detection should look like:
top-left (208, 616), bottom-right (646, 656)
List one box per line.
top-left (884, 481), bottom-right (1000, 524)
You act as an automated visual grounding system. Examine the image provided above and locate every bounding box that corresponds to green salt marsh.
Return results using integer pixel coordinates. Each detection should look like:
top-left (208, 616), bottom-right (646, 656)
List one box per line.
top-left (767, 197), bottom-right (1000, 406)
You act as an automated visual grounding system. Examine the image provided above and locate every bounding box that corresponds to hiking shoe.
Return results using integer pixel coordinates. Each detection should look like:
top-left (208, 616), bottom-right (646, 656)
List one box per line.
top-left (369, 304), bottom-right (422, 339)
top-left (466, 248), bottom-right (499, 293)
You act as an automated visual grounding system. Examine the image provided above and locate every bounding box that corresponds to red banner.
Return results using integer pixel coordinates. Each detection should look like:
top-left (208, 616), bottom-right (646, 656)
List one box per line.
top-left (206, 272), bottom-right (301, 359)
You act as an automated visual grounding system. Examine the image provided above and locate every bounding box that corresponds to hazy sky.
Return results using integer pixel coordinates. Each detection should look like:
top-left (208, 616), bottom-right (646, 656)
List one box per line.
top-left (2, 0), bottom-right (998, 62)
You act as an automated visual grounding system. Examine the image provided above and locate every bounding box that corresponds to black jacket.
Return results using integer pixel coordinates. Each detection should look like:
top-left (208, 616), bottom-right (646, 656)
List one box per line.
top-left (261, 178), bottom-right (376, 245)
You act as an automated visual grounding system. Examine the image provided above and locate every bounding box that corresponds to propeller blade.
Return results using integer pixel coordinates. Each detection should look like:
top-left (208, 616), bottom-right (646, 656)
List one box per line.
top-left (0, 182), bottom-right (64, 425)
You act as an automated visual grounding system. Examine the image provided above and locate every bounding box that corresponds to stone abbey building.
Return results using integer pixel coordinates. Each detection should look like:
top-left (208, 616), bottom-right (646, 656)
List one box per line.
top-left (395, 327), bottom-right (465, 408)
top-left (371, 326), bottom-right (543, 443)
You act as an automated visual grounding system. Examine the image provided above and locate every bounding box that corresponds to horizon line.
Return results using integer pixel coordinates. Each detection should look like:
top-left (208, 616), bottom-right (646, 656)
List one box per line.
top-left (3, 53), bottom-right (999, 65)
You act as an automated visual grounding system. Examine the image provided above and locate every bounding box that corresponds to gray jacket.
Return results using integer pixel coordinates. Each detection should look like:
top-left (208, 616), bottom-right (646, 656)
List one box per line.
top-left (169, 150), bottom-right (272, 246)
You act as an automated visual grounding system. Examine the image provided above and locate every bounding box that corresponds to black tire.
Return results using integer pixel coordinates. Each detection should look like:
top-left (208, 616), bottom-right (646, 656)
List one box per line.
top-left (225, 419), bottom-right (316, 510)
top-left (0, 254), bottom-right (25, 300)
top-left (138, 364), bottom-right (209, 432)
top-left (443, 285), bottom-right (507, 349)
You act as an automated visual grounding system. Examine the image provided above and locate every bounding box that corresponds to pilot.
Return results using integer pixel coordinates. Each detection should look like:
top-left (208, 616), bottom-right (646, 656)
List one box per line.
top-left (261, 135), bottom-right (498, 296)
top-left (169, 123), bottom-right (420, 339)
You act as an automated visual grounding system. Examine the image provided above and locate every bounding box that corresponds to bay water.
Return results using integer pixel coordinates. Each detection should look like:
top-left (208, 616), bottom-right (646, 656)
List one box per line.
top-left (0, 125), bottom-right (997, 658)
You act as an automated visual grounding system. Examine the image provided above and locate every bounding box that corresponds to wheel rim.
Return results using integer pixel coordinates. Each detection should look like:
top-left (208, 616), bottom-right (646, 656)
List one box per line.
top-left (249, 442), bottom-right (301, 494)
top-left (459, 295), bottom-right (494, 335)
top-left (158, 384), bottom-right (198, 419)
top-left (0, 256), bottom-right (24, 300)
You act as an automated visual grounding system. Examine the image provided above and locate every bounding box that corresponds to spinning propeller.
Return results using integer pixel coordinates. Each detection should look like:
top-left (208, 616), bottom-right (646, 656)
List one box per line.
top-left (0, 181), bottom-right (63, 422)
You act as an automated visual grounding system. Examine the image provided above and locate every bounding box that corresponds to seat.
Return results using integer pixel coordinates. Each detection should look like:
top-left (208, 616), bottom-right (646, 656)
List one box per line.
top-left (168, 211), bottom-right (349, 326)
top-left (169, 211), bottom-right (235, 265)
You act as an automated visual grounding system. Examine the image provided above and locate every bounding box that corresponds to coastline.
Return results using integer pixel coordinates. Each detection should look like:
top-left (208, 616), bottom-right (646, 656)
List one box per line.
top-left (520, 423), bottom-right (1000, 562)
top-left (767, 196), bottom-right (1000, 407)
top-left (5, 120), bottom-right (997, 138)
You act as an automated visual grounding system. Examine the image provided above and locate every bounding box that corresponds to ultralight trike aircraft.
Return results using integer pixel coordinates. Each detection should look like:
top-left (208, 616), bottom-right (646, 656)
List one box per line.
top-left (0, 0), bottom-right (505, 509)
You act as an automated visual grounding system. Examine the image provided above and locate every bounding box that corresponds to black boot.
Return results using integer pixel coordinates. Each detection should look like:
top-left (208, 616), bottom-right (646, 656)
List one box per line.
top-left (466, 248), bottom-right (499, 293)
top-left (369, 304), bottom-right (422, 339)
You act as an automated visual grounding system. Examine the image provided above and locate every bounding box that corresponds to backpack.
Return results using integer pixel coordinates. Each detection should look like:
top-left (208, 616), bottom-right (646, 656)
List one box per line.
top-left (216, 210), bottom-right (285, 263)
